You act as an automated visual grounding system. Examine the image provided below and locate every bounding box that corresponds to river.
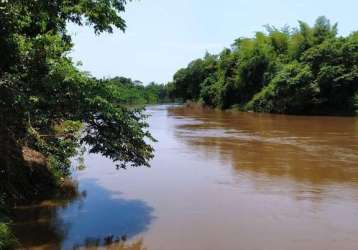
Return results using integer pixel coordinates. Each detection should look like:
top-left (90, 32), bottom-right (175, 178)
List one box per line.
top-left (12, 105), bottom-right (358, 250)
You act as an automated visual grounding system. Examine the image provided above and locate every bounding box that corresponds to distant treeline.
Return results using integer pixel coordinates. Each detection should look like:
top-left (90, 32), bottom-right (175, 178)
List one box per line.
top-left (168, 17), bottom-right (358, 115)
top-left (103, 77), bottom-right (172, 105)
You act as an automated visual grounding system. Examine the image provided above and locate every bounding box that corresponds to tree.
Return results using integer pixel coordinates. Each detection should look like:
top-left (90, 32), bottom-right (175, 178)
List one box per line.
top-left (171, 53), bottom-right (217, 101)
top-left (0, 0), bottom-right (155, 201)
top-left (169, 17), bottom-right (358, 116)
top-left (247, 62), bottom-right (317, 114)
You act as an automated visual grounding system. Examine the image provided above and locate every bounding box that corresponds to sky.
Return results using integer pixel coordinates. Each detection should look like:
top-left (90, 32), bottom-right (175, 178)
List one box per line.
top-left (69, 0), bottom-right (358, 84)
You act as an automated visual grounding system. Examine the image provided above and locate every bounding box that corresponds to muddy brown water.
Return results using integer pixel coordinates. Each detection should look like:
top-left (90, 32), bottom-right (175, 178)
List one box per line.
top-left (12, 105), bottom-right (358, 250)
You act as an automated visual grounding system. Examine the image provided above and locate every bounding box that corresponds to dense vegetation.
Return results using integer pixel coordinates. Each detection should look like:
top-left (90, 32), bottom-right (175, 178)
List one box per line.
top-left (0, 1), bottom-right (165, 247)
top-left (104, 77), bottom-right (172, 105)
top-left (169, 17), bottom-right (358, 115)
top-left (0, 0), bottom-right (158, 199)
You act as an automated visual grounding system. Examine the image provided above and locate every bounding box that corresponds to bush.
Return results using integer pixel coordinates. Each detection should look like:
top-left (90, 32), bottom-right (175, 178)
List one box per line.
top-left (0, 223), bottom-right (18, 250)
top-left (247, 62), bottom-right (317, 114)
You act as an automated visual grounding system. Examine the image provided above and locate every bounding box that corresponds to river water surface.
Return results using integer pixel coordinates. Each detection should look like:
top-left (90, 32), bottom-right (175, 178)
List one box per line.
top-left (13, 105), bottom-right (358, 250)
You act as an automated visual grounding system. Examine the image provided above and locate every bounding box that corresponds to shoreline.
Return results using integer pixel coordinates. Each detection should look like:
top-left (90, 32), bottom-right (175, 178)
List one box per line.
top-left (181, 101), bottom-right (358, 117)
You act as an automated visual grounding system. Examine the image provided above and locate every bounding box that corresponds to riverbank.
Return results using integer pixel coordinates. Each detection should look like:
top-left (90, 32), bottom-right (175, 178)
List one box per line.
top-left (12, 105), bottom-right (358, 250)
top-left (0, 145), bottom-right (78, 249)
top-left (1, 147), bottom-right (77, 206)
top-left (181, 100), bottom-right (358, 117)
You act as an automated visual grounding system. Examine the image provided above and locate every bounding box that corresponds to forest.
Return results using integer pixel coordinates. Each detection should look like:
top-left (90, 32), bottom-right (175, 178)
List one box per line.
top-left (169, 17), bottom-right (358, 115)
top-left (103, 77), bottom-right (171, 105)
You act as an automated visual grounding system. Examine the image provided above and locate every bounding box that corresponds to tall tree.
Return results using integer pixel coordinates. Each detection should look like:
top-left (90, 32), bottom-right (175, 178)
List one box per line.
top-left (0, 0), bottom-right (155, 201)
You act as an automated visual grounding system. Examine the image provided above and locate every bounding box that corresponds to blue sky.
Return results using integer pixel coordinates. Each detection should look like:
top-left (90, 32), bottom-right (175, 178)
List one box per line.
top-left (69, 0), bottom-right (358, 84)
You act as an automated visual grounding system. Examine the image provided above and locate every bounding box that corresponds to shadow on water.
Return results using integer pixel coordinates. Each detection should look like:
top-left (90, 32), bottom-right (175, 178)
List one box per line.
top-left (11, 179), bottom-right (154, 250)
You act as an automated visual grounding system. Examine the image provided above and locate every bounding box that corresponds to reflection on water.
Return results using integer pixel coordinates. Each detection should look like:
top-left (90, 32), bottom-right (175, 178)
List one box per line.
top-left (12, 105), bottom-right (358, 250)
top-left (12, 180), bottom-right (153, 249)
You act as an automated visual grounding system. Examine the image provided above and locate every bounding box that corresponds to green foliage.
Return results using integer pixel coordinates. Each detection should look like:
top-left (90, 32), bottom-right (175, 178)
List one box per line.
top-left (301, 35), bottom-right (358, 114)
top-left (0, 199), bottom-right (18, 250)
top-left (169, 17), bottom-right (358, 116)
top-left (247, 62), bottom-right (317, 114)
top-left (144, 82), bottom-right (172, 104)
top-left (0, 0), bottom-right (159, 205)
top-left (234, 33), bottom-right (277, 105)
top-left (0, 223), bottom-right (18, 250)
top-left (105, 77), bottom-right (172, 105)
top-left (171, 53), bottom-right (218, 101)
top-left (354, 92), bottom-right (358, 115)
